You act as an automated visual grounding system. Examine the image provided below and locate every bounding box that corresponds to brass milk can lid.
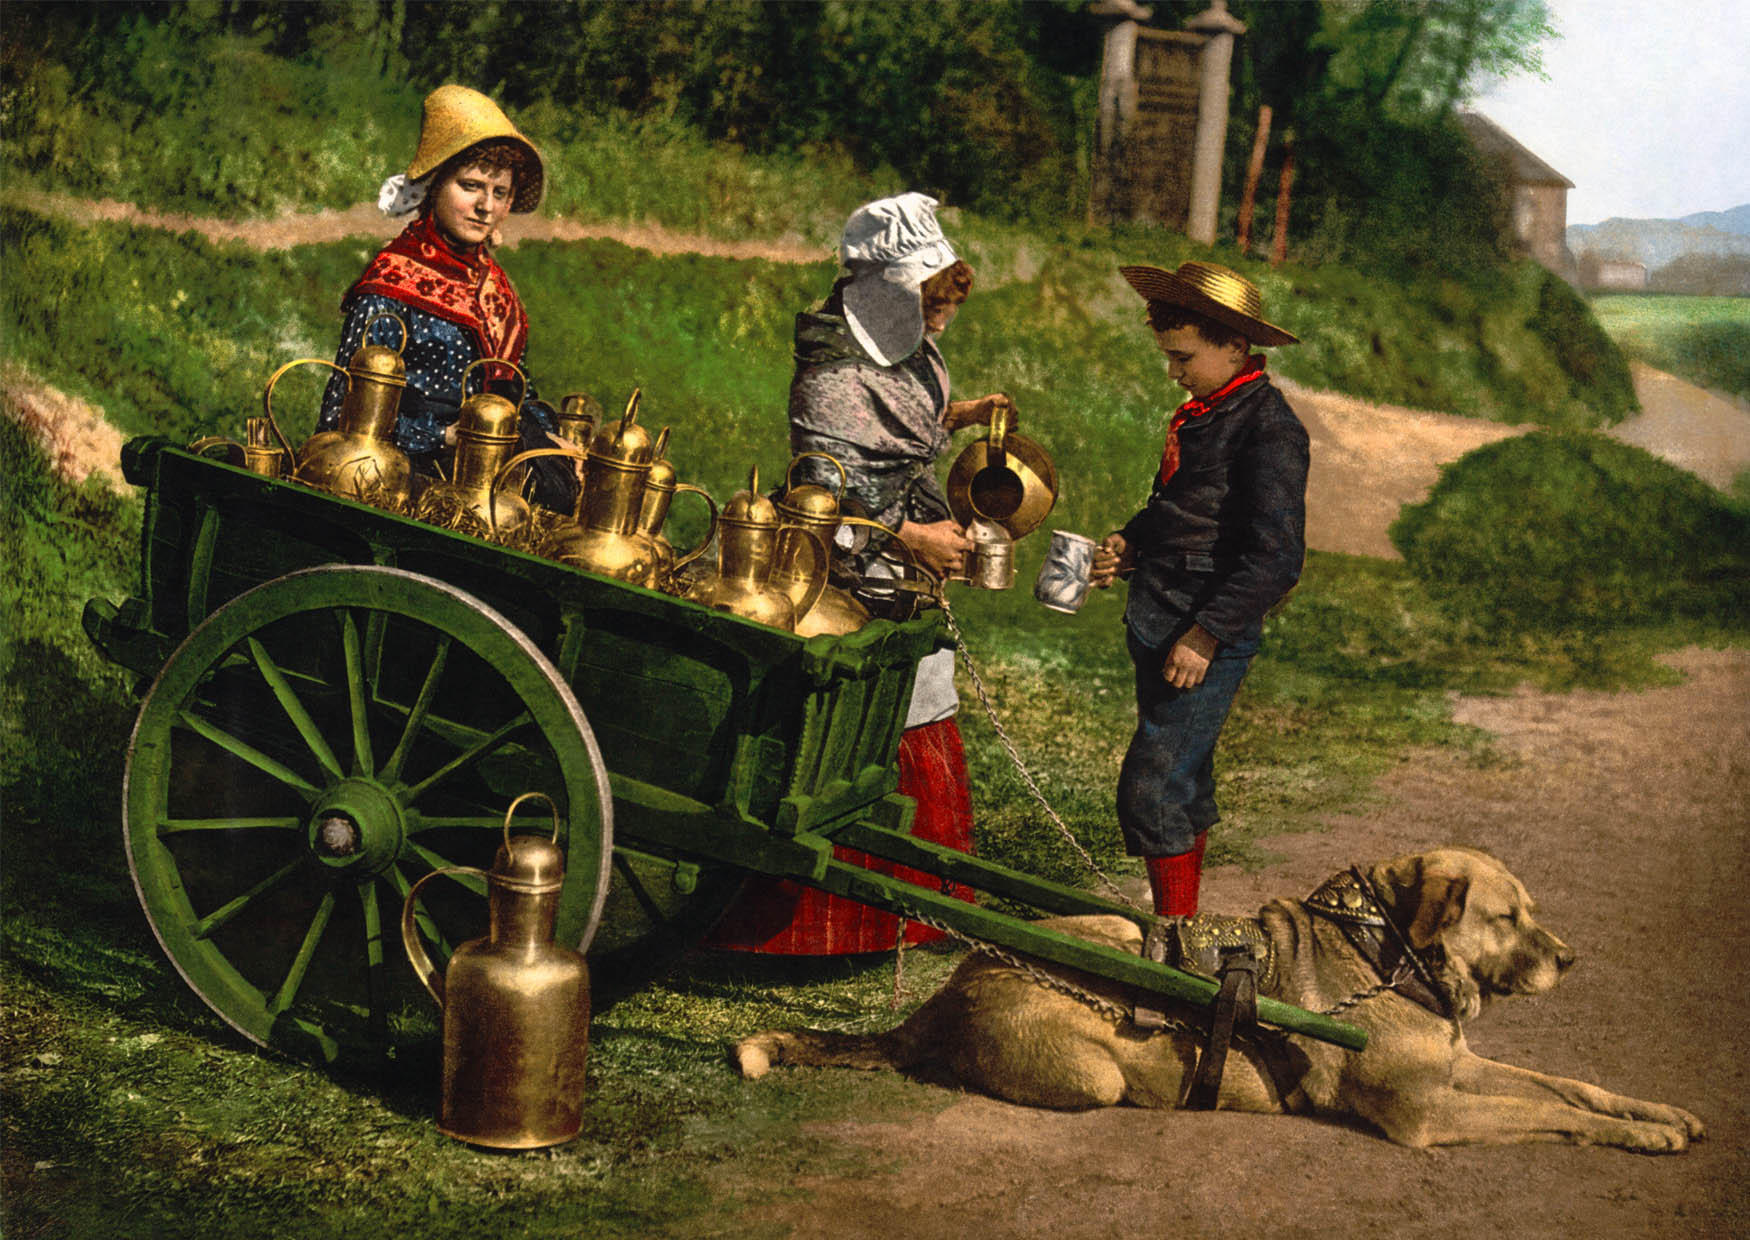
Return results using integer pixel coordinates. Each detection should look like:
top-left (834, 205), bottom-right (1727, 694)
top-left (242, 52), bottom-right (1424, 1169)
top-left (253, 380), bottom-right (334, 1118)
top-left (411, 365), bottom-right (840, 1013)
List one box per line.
top-left (722, 467), bottom-right (777, 529)
top-left (491, 793), bottom-right (566, 895)
top-left (777, 483), bottom-right (838, 526)
top-left (644, 427), bottom-right (676, 492)
top-left (590, 390), bottom-right (655, 466)
top-left (347, 342), bottom-right (408, 388)
top-left (457, 391), bottom-right (521, 443)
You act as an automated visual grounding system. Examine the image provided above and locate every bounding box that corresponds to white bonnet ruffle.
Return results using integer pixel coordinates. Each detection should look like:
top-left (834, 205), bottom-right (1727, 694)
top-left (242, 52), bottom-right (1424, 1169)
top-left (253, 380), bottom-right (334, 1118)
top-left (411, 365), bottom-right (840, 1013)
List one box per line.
top-left (378, 173), bottom-right (430, 218)
top-left (839, 192), bottom-right (959, 367)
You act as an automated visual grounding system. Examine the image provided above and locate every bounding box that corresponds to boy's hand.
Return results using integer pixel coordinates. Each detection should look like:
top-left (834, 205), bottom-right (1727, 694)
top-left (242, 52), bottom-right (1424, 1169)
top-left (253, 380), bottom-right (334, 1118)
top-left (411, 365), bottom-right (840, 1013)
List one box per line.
top-left (896, 518), bottom-right (974, 578)
top-left (1163, 624), bottom-right (1218, 689)
top-left (1090, 532), bottom-right (1132, 588)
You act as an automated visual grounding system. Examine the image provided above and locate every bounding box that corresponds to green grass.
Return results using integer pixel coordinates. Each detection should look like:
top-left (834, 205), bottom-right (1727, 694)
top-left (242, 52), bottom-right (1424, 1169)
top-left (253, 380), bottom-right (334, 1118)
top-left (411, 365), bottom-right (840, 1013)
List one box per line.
top-left (1589, 293), bottom-right (1750, 401)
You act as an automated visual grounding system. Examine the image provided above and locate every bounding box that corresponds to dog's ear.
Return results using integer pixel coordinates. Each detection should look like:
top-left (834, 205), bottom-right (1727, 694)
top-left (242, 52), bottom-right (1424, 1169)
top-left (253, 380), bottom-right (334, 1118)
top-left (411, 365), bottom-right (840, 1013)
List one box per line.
top-left (1405, 875), bottom-right (1470, 950)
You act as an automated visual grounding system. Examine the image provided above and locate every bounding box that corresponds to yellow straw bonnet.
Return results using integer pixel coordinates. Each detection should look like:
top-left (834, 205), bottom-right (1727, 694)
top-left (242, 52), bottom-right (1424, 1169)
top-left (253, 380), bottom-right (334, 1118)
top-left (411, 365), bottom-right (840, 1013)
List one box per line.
top-left (406, 85), bottom-right (544, 213)
top-left (1119, 261), bottom-right (1298, 346)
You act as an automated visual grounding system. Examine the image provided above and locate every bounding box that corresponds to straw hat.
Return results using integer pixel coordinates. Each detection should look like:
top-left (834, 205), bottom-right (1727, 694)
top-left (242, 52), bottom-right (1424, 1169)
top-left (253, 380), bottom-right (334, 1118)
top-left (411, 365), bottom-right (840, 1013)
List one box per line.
top-left (1119, 261), bottom-right (1298, 347)
top-left (405, 85), bottom-right (544, 213)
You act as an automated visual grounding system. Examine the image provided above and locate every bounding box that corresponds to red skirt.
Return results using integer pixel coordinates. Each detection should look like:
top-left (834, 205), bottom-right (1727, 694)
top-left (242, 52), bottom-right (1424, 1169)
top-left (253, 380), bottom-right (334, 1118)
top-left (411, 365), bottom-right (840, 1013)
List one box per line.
top-left (703, 715), bottom-right (977, 954)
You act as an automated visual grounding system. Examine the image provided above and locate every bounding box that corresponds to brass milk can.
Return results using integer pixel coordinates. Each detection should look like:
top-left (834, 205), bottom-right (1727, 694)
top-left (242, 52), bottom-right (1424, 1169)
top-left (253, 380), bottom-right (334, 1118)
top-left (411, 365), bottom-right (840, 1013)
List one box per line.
top-left (773, 453), bottom-right (871, 637)
top-left (242, 416), bottom-right (289, 479)
top-left (538, 390), bottom-right (663, 587)
top-left (634, 427), bottom-right (717, 593)
top-left (688, 466), bottom-right (825, 630)
top-left (413, 360), bottom-right (533, 543)
top-left (399, 793), bottom-right (591, 1150)
top-left (555, 391), bottom-right (602, 451)
top-left (276, 314), bottom-right (415, 510)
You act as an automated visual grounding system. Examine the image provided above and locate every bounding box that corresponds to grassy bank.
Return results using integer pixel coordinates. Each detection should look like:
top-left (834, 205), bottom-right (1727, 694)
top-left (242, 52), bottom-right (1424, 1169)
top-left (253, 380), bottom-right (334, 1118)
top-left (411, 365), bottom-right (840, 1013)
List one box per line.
top-left (1589, 293), bottom-right (1750, 402)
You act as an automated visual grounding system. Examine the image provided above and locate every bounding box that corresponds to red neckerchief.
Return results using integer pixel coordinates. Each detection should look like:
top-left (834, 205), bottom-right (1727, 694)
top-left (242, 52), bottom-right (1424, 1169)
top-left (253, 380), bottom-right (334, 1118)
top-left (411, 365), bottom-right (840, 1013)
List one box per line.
top-left (1158, 355), bottom-right (1267, 485)
top-left (348, 214), bottom-right (529, 366)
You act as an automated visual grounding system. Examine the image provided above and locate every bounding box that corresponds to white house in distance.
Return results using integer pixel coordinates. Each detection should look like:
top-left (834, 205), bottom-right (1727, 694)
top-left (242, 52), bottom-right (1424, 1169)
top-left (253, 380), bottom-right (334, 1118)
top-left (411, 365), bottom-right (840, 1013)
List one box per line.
top-left (1459, 112), bottom-right (1577, 282)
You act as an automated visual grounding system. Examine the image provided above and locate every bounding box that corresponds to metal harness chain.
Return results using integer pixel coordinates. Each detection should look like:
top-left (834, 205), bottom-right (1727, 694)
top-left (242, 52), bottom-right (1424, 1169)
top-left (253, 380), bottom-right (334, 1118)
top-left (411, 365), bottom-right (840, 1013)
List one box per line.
top-left (936, 592), bottom-right (1143, 912)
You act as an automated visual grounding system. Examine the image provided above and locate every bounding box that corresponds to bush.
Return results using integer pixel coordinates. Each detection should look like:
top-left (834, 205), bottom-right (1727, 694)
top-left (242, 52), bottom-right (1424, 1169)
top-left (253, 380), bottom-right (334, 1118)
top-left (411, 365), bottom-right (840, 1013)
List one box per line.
top-left (1390, 431), bottom-right (1750, 632)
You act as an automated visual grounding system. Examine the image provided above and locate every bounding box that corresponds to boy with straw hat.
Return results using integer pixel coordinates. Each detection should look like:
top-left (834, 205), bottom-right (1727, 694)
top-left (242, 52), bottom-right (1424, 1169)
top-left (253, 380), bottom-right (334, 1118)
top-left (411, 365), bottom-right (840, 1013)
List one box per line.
top-left (1089, 261), bottom-right (1309, 918)
top-left (318, 84), bottom-right (574, 509)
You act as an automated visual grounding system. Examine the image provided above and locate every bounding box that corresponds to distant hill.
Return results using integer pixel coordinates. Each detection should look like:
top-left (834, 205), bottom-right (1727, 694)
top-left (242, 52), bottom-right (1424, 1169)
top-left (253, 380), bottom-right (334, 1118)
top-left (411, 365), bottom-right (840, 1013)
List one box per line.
top-left (1568, 209), bottom-right (1750, 270)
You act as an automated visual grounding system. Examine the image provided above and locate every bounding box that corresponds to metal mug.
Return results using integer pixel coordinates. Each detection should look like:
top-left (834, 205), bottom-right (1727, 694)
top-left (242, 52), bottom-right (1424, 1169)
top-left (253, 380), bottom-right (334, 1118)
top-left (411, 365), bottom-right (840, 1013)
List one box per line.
top-left (1033, 529), bottom-right (1096, 613)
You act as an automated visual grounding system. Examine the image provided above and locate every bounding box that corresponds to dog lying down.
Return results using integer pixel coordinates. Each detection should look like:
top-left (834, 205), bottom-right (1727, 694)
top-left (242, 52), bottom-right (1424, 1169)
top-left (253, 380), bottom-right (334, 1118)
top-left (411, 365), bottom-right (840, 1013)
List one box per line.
top-left (733, 848), bottom-right (1704, 1154)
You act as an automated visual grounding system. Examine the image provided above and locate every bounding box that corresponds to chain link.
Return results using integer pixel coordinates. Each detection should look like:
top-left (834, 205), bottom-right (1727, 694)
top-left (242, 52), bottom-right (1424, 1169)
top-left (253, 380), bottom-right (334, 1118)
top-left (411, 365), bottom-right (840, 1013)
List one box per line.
top-left (936, 592), bottom-right (1144, 912)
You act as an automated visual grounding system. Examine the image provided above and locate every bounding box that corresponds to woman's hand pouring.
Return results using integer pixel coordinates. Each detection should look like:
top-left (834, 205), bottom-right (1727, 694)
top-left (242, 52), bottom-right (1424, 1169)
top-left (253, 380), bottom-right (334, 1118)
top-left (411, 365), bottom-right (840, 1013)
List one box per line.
top-left (944, 393), bottom-right (1017, 432)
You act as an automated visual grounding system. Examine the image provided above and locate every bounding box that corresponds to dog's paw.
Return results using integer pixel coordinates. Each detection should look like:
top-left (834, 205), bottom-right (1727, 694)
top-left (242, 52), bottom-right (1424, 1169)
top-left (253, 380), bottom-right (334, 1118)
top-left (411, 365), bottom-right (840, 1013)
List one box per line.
top-left (1618, 1120), bottom-right (1690, 1155)
top-left (1665, 1106), bottom-right (1707, 1142)
top-left (731, 1038), bottom-right (772, 1080)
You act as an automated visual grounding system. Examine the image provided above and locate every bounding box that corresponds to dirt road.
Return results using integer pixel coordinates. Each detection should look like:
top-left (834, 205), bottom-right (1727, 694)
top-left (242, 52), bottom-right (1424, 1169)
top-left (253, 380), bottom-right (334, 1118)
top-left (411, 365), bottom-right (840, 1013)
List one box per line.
top-left (732, 647), bottom-right (1750, 1239)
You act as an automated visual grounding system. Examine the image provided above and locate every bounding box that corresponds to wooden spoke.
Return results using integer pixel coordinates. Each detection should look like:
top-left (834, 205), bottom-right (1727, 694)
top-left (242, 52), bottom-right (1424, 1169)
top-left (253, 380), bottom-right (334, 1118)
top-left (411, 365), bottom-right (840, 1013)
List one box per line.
top-left (381, 635), bottom-right (451, 783)
top-left (160, 817), bottom-right (302, 836)
top-left (246, 636), bottom-right (344, 781)
top-left (400, 710), bottom-right (533, 803)
top-left (338, 609), bottom-right (375, 777)
top-left (267, 890), bottom-right (337, 1016)
top-left (190, 857), bottom-right (304, 941)
top-left (175, 710), bottom-right (320, 797)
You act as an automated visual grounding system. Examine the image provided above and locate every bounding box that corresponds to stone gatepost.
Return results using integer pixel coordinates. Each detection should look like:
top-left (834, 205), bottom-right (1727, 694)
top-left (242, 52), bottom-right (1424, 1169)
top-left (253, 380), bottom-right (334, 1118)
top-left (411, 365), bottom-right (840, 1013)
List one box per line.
top-left (1185, 1), bottom-right (1246, 245)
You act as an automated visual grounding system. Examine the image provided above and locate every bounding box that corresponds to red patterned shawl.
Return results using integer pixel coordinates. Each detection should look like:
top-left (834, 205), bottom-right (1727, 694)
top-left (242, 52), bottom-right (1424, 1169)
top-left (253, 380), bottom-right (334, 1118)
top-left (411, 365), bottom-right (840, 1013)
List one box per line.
top-left (348, 214), bottom-right (529, 364)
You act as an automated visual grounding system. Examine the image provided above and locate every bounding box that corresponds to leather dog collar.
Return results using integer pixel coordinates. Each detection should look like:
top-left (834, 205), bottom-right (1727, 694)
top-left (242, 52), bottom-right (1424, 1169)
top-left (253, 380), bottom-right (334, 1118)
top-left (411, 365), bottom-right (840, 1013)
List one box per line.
top-left (1302, 868), bottom-right (1454, 1020)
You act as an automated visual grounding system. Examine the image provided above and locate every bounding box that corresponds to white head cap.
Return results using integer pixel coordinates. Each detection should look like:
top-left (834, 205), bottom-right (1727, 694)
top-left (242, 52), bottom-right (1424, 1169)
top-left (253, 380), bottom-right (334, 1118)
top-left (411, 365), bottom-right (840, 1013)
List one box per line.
top-left (838, 193), bottom-right (960, 367)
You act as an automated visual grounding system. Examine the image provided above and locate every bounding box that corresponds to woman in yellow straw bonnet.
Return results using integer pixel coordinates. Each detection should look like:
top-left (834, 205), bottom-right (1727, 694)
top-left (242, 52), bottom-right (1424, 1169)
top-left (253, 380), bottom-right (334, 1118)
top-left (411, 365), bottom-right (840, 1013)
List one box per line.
top-left (1089, 261), bottom-right (1308, 919)
top-left (318, 84), bottom-right (574, 509)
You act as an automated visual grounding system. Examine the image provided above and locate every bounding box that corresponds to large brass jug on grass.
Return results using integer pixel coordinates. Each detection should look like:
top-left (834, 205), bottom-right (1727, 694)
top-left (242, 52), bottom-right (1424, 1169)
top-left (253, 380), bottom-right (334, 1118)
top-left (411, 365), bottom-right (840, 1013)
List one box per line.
top-left (400, 793), bottom-right (591, 1150)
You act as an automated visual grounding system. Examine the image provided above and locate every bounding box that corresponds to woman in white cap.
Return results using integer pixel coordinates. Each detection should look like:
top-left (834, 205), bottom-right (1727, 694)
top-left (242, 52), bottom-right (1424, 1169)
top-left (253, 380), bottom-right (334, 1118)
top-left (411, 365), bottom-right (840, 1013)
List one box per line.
top-left (317, 84), bottom-right (573, 509)
top-left (707, 192), bottom-right (1012, 956)
top-left (1089, 260), bottom-right (1308, 919)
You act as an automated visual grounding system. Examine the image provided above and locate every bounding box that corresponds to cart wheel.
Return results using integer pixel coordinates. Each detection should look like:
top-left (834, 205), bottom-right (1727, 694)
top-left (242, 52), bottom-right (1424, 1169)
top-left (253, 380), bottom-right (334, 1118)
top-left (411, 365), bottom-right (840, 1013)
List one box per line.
top-left (124, 566), bottom-right (613, 1064)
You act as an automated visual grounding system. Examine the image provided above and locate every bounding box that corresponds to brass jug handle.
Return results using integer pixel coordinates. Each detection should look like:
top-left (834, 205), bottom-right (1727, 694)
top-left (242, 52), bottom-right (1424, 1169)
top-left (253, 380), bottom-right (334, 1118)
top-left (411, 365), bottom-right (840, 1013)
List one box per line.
top-left (400, 865), bottom-right (491, 1007)
top-left (667, 483), bottom-right (719, 576)
top-left (487, 446), bottom-right (586, 537)
top-left (985, 403), bottom-right (1012, 465)
top-left (835, 515), bottom-right (943, 603)
top-left (461, 357), bottom-right (528, 411)
top-left (262, 358), bottom-right (348, 466)
top-left (503, 791), bottom-right (562, 850)
top-left (185, 436), bottom-right (245, 466)
top-left (775, 525), bottom-right (830, 622)
top-left (785, 451), bottom-right (848, 503)
top-left (361, 310), bottom-right (409, 354)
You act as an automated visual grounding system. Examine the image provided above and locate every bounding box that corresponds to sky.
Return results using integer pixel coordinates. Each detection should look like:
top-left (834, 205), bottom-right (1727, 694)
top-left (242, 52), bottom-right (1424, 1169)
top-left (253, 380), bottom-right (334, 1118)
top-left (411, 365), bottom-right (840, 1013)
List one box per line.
top-left (1470, 0), bottom-right (1750, 225)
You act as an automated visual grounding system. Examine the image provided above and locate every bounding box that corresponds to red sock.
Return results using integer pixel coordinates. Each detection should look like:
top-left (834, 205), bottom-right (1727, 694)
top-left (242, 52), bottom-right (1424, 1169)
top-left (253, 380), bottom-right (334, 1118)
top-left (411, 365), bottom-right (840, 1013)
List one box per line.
top-left (1145, 832), bottom-right (1207, 917)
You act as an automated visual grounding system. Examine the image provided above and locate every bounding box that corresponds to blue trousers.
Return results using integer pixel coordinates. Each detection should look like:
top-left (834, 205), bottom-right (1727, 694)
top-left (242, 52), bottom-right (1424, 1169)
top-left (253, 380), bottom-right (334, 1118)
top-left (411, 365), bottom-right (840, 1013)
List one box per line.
top-left (1116, 626), bottom-right (1257, 857)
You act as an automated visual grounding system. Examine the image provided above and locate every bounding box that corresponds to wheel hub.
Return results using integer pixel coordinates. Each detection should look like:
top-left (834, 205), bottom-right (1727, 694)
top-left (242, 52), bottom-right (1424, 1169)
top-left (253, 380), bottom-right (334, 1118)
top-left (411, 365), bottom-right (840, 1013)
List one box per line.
top-left (307, 779), bottom-right (405, 877)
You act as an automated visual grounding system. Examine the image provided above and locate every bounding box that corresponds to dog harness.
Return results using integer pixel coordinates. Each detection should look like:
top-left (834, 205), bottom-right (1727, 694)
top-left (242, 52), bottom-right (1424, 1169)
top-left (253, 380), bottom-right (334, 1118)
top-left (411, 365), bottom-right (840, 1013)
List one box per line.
top-left (1300, 867), bottom-right (1455, 1019)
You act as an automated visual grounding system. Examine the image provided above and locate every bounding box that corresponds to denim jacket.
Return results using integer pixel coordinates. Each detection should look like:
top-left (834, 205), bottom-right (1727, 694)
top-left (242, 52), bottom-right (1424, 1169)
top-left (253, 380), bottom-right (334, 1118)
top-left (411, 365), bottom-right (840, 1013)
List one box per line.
top-left (1120, 377), bottom-right (1309, 648)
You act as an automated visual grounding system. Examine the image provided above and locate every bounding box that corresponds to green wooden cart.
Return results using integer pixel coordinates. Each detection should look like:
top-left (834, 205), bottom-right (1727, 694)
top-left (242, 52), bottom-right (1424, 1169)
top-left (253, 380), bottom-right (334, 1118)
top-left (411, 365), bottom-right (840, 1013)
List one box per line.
top-left (85, 439), bottom-right (1365, 1065)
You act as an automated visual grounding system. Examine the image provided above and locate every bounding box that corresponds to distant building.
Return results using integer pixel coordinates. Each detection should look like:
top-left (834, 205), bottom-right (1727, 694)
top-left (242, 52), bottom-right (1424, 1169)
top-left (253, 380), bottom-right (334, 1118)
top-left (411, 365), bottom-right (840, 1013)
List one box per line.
top-left (1577, 255), bottom-right (1649, 291)
top-left (1458, 112), bottom-right (1577, 282)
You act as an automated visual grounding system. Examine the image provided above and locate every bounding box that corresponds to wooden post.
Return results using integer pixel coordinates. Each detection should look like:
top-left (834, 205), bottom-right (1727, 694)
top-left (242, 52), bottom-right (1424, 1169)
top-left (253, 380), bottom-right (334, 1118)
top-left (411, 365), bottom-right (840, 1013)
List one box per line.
top-left (1236, 103), bottom-right (1272, 253)
top-left (1270, 129), bottom-right (1296, 266)
top-left (1184, 1), bottom-right (1247, 246)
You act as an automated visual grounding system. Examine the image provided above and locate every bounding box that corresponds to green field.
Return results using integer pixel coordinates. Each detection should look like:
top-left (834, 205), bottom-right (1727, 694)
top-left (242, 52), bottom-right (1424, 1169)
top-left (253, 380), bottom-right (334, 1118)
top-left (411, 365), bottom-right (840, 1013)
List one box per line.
top-left (1589, 293), bottom-right (1750, 401)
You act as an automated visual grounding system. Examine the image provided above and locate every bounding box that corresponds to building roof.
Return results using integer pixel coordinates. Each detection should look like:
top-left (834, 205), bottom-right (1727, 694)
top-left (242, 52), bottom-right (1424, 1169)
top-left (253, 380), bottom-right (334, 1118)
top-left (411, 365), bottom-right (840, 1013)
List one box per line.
top-left (1458, 112), bottom-right (1575, 188)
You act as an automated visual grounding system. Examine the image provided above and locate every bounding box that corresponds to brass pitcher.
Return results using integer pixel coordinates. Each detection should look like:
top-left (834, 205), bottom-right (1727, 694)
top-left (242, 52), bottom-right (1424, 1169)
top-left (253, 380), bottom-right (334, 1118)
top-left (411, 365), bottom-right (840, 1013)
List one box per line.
top-left (773, 452), bottom-right (870, 636)
top-left (537, 390), bottom-right (664, 587)
top-left (185, 415), bottom-right (287, 479)
top-left (555, 391), bottom-right (602, 451)
top-left (274, 313), bottom-right (415, 510)
top-left (400, 793), bottom-right (590, 1150)
top-left (635, 428), bottom-right (717, 593)
top-left (944, 404), bottom-right (1057, 540)
top-left (688, 466), bottom-right (825, 630)
top-left (414, 359), bottom-right (532, 543)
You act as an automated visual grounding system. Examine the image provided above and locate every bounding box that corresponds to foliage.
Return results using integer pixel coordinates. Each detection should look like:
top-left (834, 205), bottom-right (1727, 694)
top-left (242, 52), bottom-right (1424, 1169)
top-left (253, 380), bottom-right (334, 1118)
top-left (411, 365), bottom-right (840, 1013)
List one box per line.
top-left (1391, 431), bottom-right (1750, 633)
top-left (1589, 293), bottom-right (1750, 400)
top-left (5, 0), bottom-right (1559, 268)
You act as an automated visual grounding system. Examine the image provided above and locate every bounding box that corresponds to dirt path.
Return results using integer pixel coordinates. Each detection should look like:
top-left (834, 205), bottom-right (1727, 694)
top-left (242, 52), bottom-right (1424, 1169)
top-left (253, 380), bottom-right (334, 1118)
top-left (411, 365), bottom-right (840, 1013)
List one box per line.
top-left (732, 646), bottom-right (1750, 1239)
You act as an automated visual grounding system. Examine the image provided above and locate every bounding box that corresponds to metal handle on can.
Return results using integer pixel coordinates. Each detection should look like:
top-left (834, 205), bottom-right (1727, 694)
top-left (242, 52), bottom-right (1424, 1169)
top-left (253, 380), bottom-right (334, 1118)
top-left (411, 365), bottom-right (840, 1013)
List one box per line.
top-left (400, 865), bottom-right (491, 1007)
